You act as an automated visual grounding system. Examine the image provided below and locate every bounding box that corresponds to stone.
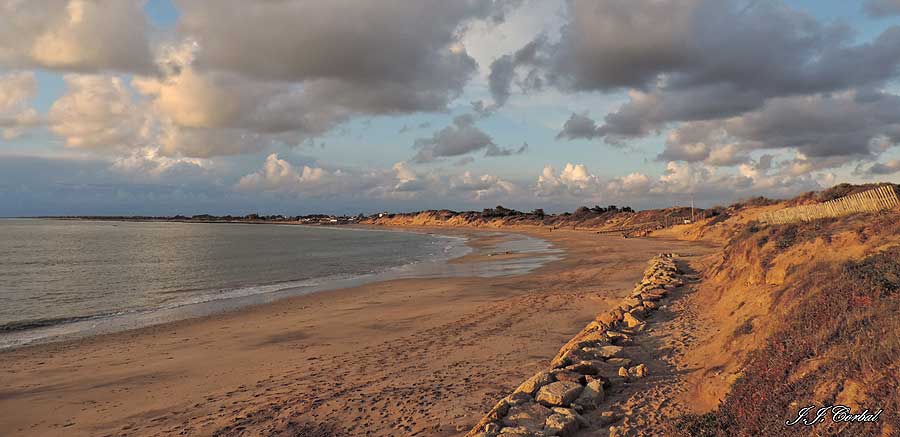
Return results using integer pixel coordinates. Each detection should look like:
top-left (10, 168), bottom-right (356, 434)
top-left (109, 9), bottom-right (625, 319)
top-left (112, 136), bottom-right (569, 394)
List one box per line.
top-left (605, 331), bottom-right (629, 341)
top-left (490, 398), bottom-right (511, 418)
top-left (498, 425), bottom-right (539, 436)
top-left (639, 292), bottom-right (661, 302)
top-left (508, 392), bottom-right (533, 406)
top-left (597, 309), bottom-right (623, 327)
top-left (598, 411), bottom-right (620, 426)
top-left (642, 300), bottom-right (658, 310)
top-left (623, 311), bottom-right (643, 328)
top-left (564, 361), bottom-right (601, 375)
top-left (544, 413), bottom-right (579, 436)
top-left (502, 402), bottom-right (552, 433)
top-left (623, 297), bottom-right (641, 308)
top-left (618, 367), bottom-right (629, 378)
top-left (484, 422), bottom-right (502, 434)
top-left (551, 369), bottom-right (586, 385)
top-left (628, 364), bottom-right (648, 378)
top-left (630, 306), bottom-right (648, 318)
top-left (576, 331), bottom-right (609, 346)
top-left (595, 345), bottom-right (623, 359)
top-left (544, 407), bottom-right (585, 436)
top-left (606, 357), bottom-right (633, 367)
top-left (536, 381), bottom-right (583, 407)
top-left (515, 371), bottom-right (555, 396)
top-left (573, 380), bottom-right (605, 410)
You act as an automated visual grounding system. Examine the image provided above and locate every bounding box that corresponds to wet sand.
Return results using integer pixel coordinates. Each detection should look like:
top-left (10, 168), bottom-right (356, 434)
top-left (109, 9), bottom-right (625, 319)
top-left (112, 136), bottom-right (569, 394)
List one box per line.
top-left (0, 227), bottom-right (710, 436)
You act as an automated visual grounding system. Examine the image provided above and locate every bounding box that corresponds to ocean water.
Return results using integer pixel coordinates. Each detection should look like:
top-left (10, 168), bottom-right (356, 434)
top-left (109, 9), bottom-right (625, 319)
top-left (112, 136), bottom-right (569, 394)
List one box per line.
top-left (0, 220), bottom-right (459, 330)
top-left (0, 219), bottom-right (561, 349)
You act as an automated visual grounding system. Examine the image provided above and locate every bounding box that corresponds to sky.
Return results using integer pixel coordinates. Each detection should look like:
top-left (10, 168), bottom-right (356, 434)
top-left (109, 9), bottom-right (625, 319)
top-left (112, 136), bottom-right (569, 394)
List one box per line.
top-left (1, 0), bottom-right (900, 216)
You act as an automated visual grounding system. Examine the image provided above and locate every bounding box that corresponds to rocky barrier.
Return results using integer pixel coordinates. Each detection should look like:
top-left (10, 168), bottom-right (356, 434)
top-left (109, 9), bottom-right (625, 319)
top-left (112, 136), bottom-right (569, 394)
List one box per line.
top-left (465, 254), bottom-right (684, 437)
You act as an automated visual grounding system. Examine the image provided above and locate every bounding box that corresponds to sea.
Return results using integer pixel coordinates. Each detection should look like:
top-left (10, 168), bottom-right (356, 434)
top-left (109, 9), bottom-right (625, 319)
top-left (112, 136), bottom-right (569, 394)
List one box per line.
top-left (0, 219), bottom-right (560, 349)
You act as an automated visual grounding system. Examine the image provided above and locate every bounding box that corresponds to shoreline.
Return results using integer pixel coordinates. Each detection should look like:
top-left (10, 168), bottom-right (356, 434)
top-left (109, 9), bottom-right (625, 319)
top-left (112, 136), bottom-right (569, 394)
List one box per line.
top-left (0, 224), bottom-right (557, 351)
top-left (0, 226), bottom-right (713, 436)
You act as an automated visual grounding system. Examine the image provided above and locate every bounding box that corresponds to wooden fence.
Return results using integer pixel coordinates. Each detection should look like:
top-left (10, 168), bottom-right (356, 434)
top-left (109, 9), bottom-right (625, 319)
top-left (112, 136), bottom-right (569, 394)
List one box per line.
top-left (759, 185), bottom-right (899, 225)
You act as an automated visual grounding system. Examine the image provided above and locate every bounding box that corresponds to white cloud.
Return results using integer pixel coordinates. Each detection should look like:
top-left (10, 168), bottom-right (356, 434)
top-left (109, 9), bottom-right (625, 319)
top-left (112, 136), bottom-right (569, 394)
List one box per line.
top-left (0, 0), bottom-right (155, 73)
top-left (48, 74), bottom-right (149, 151)
top-left (0, 71), bottom-right (39, 139)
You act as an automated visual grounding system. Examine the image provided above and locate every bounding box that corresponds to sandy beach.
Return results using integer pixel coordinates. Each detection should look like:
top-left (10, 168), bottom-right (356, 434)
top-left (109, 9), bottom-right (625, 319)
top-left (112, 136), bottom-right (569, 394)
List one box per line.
top-left (0, 228), bottom-right (711, 436)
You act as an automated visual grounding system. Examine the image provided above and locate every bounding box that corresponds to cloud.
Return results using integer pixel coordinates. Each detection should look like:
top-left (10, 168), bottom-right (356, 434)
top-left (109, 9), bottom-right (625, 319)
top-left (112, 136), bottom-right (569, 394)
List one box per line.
top-left (493, 0), bottom-right (900, 148)
top-left (536, 163), bottom-right (603, 198)
top-left (413, 114), bottom-right (526, 162)
top-left (110, 147), bottom-right (211, 181)
top-left (173, 0), bottom-right (510, 115)
top-left (865, 0), bottom-right (900, 17)
top-left (0, 0), bottom-right (155, 73)
top-left (48, 74), bottom-right (149, 151)
top-left (413, 114), bottom-right (494, 162)
top-left (236, 153), bottom-right (349, 197)
top-left (864, 159), bottom-right (900, 175)
top-left (658, 91), bottom-right (900, 169)
top-left (236, 154), bottom-right (519, 203)
top-left (556, 112), bottom-right (600, 141)
top-left (487, 36), bottom-right (546, 107)
top-left (0, 71), bottom-right (39, 139)
top-left (449, 171), bottom-right (519, 200)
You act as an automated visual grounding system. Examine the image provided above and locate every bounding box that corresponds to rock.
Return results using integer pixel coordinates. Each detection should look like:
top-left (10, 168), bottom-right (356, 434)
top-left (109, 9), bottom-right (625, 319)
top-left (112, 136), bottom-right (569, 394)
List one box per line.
top-left (642, 300), bottom-right (658, 310)
top-left (544, 407), bottom-right (586, 436)
top-left (623, 297), bottom-right (641, 308)
top-left (606, 357), bottom-right (633, 367)
top-left (509, 392), bottom-right (534, 405)
top-left (551, 369), bottom-right (586, 385)
top-left (564, 361), bottom-right (601, 375)
top-left (630, 306), bottom-right (648, 318)
top-left (498, 425), bottom-right (539, 436)
top-left (576, 331), bottom-right (609, 346)
top-left (484, 422), bottom-right (502, 434)
top-left (618, 367), bottom-right (629, 378)
top-left (544, 412), bottom-right (579, 436)
top-left (573, 379), bottom-right (605, 410)
top-left (605, 331), bottom-right (630, 343)
top-left (595, 345), bottom-right (623, 359)
top-left (628, 364), bottom-right (648, 378)
top-left (639, 292), bottom-right (662, 302)
top-left (598, 411), bottom-right (620, 426)
top-left (515, 371), bottom-right (555, 396)
top-left (566, 360), bottom-right (620, 379)
top-left (623, 311), bottom-right (643, 328)
top-left (536, 381), bottom-right (583, 407)
top-left (596, 311), bottom-right (622, 327)
top-left (502, 402), bottom-right (552, 433)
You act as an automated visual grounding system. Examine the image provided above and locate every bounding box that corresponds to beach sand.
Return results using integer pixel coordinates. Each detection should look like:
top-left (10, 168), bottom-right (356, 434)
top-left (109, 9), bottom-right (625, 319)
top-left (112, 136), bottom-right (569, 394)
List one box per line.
top-left (0, 228), bottom-right (711, 436)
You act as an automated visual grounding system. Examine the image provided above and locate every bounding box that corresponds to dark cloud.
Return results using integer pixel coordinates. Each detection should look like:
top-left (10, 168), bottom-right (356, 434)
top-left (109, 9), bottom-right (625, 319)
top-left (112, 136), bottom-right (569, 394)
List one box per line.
top-left (412, 114), bottom-right (490, 162)
top-left (556, 113), bottom-right (600, 141)
top-left (659, 91), bottom-right (900, 167)
top-left (865, 159), bottom-right (900, 174)
top-left (865, 0), bottom-right (900, 17)
top-left (175, 0), bottom-right (508, 115)
top-left (487, 36), bottom-right (547, 107)
top-left (498, 0), bottom-right (900, 152)
top-left (412, 114), bottom-right (527, 162)
top-left (486, 142), bottom-right (528, 157)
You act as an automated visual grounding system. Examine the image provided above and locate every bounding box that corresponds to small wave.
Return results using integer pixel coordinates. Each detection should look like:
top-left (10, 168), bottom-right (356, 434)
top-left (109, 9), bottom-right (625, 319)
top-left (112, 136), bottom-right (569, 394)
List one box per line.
top-left (0, 314), bottom-right (113, 332)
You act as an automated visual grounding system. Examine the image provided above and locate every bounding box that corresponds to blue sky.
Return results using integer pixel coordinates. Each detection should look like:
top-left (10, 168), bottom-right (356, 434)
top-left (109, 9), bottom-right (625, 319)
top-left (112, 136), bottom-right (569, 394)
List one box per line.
top-left (1, 0), bottom-right (900, 216)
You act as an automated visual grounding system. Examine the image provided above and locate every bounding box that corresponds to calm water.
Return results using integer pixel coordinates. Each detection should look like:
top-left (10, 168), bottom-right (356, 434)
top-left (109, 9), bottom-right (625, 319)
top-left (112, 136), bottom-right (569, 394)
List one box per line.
top-left (0, 219), bottom-right (459, 332)
top-left (0, 219), bottom-right (562, 349)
